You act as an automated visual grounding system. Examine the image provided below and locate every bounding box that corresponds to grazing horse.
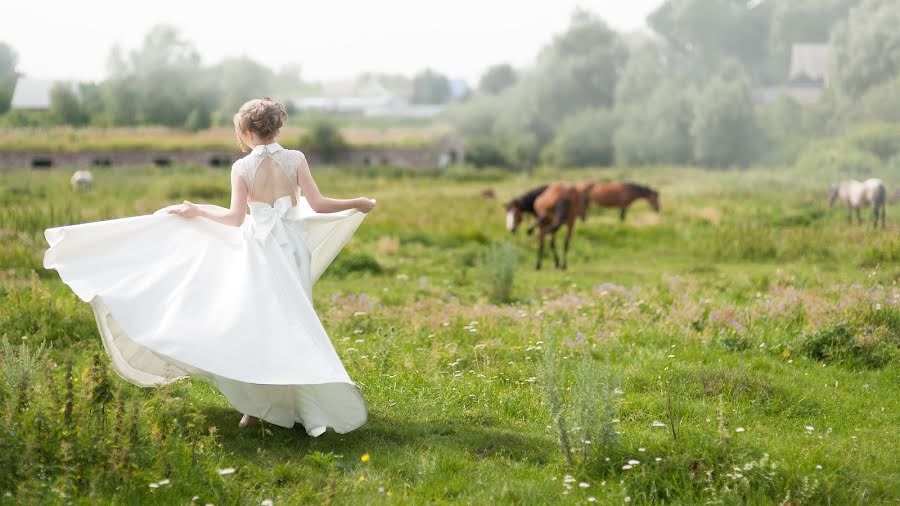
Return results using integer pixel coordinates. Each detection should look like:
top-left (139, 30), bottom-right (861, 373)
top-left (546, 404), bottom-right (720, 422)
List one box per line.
top-left (70, 170), bottom-right (93, 191)
top-left (828, 179), bottom-right (886, 228)
top-left (580, 181), bottom-right (659, 222)
top-left (519, 183), bottom-right (584, 270)
top-left (504, 184), bottom-right (549, 233)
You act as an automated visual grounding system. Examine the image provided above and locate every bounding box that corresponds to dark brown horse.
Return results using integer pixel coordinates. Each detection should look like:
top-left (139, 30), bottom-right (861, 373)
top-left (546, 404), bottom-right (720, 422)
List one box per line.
top-left (507, 183), bottom-right (583, 270)
top-left (504, 184), bottom-right (548, 233)
top-left (579, 181), bottom-right (660, 222)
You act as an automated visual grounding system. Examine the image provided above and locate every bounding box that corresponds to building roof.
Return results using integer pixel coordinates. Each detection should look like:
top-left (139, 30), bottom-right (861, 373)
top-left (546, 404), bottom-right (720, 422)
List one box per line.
top-left (789, 44), bottom-right (830, 84)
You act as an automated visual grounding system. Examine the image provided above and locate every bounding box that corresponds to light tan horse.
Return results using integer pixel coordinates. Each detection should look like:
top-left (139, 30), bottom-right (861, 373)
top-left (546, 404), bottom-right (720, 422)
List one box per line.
top-left (828, 179), bottom-right (887, 229)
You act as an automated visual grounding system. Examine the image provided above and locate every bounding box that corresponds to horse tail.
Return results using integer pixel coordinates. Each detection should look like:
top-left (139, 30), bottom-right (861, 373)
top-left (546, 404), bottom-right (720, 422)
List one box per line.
top-left (550, 198), bottom-right (570, 233)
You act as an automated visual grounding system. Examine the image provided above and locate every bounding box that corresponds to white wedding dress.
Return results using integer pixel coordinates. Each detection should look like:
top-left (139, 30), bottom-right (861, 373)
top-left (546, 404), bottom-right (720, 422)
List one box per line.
top-left (43, 142), bottom-right (368, 436)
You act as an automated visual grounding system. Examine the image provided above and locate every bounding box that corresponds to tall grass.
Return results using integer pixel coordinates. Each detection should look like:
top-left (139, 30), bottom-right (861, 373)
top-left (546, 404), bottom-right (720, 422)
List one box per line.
top-left (482, 240), bottom-right (518, 303)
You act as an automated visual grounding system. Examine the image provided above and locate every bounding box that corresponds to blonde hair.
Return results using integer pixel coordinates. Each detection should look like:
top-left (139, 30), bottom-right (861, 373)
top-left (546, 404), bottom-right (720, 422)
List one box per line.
top-left (233, 97), bottom-right (288, 152)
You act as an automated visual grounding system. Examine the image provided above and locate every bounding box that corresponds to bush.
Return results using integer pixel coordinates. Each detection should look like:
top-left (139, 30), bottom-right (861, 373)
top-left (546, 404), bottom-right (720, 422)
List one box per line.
top-left (691, 75), bottom-right (762, 168)
top-left (463, 139), bottom-right (509, 168)
top-left (300, 120), bottom-right (347, 163)
top-left (794, 141), bottom-right (883, 177)
top-left (844, 123), bottom-right (900, 161)
top-left (326, 252), bottom-right (383, 278)
top-left (541, 108), bottom-right (619, 167)
top-left (482, 241), bottom-right (517, 303)
top-left (799, 322), bottom-right (896, 369)
top-left (614, 82), bottom-right (694, 166)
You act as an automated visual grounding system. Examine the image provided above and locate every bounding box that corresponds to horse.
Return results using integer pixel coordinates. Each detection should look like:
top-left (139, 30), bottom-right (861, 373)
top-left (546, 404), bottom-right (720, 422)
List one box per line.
top-left (70, 170), bottom-right (93, 191)
top-left (579, 181), bottom-right (659, 222)
top-left (506, 183), bottom-right (584, 270)
top-left (828, 179), bottom-right (886, 228)
top-left (504, 184), bottom-right (548, 233)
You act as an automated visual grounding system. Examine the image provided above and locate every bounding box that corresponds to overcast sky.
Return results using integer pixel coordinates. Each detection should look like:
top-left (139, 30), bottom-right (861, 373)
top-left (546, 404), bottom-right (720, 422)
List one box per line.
top-left (2, 1), bottom-right (664, 84)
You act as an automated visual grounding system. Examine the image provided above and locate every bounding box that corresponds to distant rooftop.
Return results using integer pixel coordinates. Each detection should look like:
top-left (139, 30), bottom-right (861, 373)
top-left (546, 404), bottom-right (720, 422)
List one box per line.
top-left (789, 44), bottom-right (830, 84)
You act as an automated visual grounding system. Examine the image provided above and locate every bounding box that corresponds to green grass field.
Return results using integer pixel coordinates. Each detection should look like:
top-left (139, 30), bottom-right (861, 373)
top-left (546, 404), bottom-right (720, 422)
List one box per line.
top-left (1, 163), bottom-right (898, 504)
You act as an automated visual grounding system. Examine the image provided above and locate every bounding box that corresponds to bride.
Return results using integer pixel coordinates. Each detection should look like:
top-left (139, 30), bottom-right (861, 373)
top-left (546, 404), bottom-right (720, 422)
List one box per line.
top-left (43, 97), bottom-right (375, 436)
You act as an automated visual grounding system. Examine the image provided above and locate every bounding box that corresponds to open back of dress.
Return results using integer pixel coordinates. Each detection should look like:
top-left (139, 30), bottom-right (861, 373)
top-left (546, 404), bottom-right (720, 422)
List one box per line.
top-left (234, 144), bottom-right (305, 206)
top-left (247, 156), bottom-right (298, 206)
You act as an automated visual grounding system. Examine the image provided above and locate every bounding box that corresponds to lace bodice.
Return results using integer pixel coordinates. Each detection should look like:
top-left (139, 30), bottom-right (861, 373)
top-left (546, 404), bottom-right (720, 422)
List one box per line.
top-left (232, 142), bottom-right (305, 206)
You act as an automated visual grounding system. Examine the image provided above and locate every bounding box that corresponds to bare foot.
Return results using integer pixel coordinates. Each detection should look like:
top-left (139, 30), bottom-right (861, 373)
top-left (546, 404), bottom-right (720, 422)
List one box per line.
top-left (238, 414), bottom-right (259, 428)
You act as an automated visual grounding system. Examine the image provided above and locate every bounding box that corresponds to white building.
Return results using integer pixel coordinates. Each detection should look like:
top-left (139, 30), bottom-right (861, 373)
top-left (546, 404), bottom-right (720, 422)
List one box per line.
top-left (754, 43), bottom-right (830, 105)
top-left (10, 77), bottom-right (79, 110)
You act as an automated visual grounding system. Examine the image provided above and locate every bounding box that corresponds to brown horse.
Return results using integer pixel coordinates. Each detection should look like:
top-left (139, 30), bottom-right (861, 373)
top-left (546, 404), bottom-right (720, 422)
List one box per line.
top-left (505, 184), bottom-right (549, 233)
top-left (579, 181), bottom-right (660, 222)
top-left (524, 183), bottom-right (584, 270)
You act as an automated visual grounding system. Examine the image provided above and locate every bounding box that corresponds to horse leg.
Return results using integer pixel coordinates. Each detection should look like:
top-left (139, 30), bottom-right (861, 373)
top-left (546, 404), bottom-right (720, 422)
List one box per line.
top-left (619, 206), bottom-right (627, 222)
top-left (535, 229), bottom-right (545, 270)
top-left (847, 206), bottom-right (852, 225)
top-left (562, 222), bottom-right (574, 270)
top-left (856, 207), bottom-right (862, 226)
top-left (550, 231), bottom-right (560, 269)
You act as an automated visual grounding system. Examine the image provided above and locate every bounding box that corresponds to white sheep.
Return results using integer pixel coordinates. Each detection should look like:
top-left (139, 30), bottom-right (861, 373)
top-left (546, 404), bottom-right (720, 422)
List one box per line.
top-left (70, 170), bottom-right (93, 191)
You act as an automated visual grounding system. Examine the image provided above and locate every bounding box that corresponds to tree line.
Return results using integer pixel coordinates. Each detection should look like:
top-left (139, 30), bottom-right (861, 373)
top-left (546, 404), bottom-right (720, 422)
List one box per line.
top-left (452, 0), bottom-right (900, 169)
top-left (0, 26), bottom-right (458, 131)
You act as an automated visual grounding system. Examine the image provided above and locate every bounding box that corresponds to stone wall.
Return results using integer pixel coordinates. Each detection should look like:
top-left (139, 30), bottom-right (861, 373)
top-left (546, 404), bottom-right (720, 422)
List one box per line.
top-left (0, 142), bottom-right (466, 171)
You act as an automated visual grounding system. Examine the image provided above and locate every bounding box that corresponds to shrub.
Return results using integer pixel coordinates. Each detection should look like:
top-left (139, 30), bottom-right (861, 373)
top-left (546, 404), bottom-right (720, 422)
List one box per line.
top-left (844, 123), bottom-right (900, 161)
top-left (794, 141), bottom-right (882, 177)
top-left (482, 240), bottom-right (517, 303)
top-left (300, 120), bottom-right (347, 163)
top-left (463, 139), bottom-right (509, 168)
top-left (799, 322), bottom-right (895, 369)
top-left (541, 108), bottom-right (619, 167)
top-left (541, 336), bottom-right (621, 470)
top-left (326, 252), bottom-right (383, 278)
top-left (614, 82), bottom-right (694, 166)
top-left (691, 75), bottom-right (762, 168)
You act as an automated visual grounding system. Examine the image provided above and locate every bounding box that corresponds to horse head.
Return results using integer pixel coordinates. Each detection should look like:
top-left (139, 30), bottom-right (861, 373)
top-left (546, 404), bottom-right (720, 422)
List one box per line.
top-left (504, 200), bottom-right (525, 233)
top-left (827, 183), bottom-right (839, 207)
top-left (647, 190), bottom-right (660, 212)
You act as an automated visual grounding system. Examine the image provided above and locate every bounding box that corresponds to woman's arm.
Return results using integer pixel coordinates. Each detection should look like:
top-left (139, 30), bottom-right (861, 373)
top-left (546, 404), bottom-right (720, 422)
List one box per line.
top-left (168, 168), bottom-right (249, 226)
top-left (297, 154), bottom-right (375, 213)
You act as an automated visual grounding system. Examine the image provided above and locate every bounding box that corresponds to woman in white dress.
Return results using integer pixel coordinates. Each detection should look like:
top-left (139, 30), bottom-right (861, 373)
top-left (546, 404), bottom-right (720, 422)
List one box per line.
top-left (43, 97), bottom-right (376, 436)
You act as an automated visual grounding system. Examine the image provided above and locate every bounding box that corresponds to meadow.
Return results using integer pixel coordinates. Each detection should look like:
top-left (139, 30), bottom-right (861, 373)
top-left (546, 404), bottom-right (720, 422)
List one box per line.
top-left (0, 162), bottom-right (898, 505)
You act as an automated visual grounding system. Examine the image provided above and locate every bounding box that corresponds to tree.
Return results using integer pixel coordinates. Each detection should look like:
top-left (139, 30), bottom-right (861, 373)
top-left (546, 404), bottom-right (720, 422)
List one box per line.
top-left (300, 120), bottom-right (347, 163)
top-left (531, 10), bottom-right (626, 123)
top-left (649, 0), bottom-right (773, 83)
top-left (101, 25), bottom-right (213, 127)
top-left (209, 57), bottom-right (274, 125)
top-left (615, 39), bottom-right (666, 106)
top-left (830, 0), bottom-right (900, 97)
top-left (614, 82), bottom-right (694, 165)
top-left (542, 108), bottom-right (619, 167)
top-left (767, 0), bottom-right (858, 80)
top-left (49, 83), bottom-right (88, 126)
top-left (0, 42), bottom-right (18, 114)
top-left (479, 64), bottom-right (517, 95)
top-left (691, 73), bottom-right (762, 167)
top-left (411, 69), bottom-right (451, 104)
